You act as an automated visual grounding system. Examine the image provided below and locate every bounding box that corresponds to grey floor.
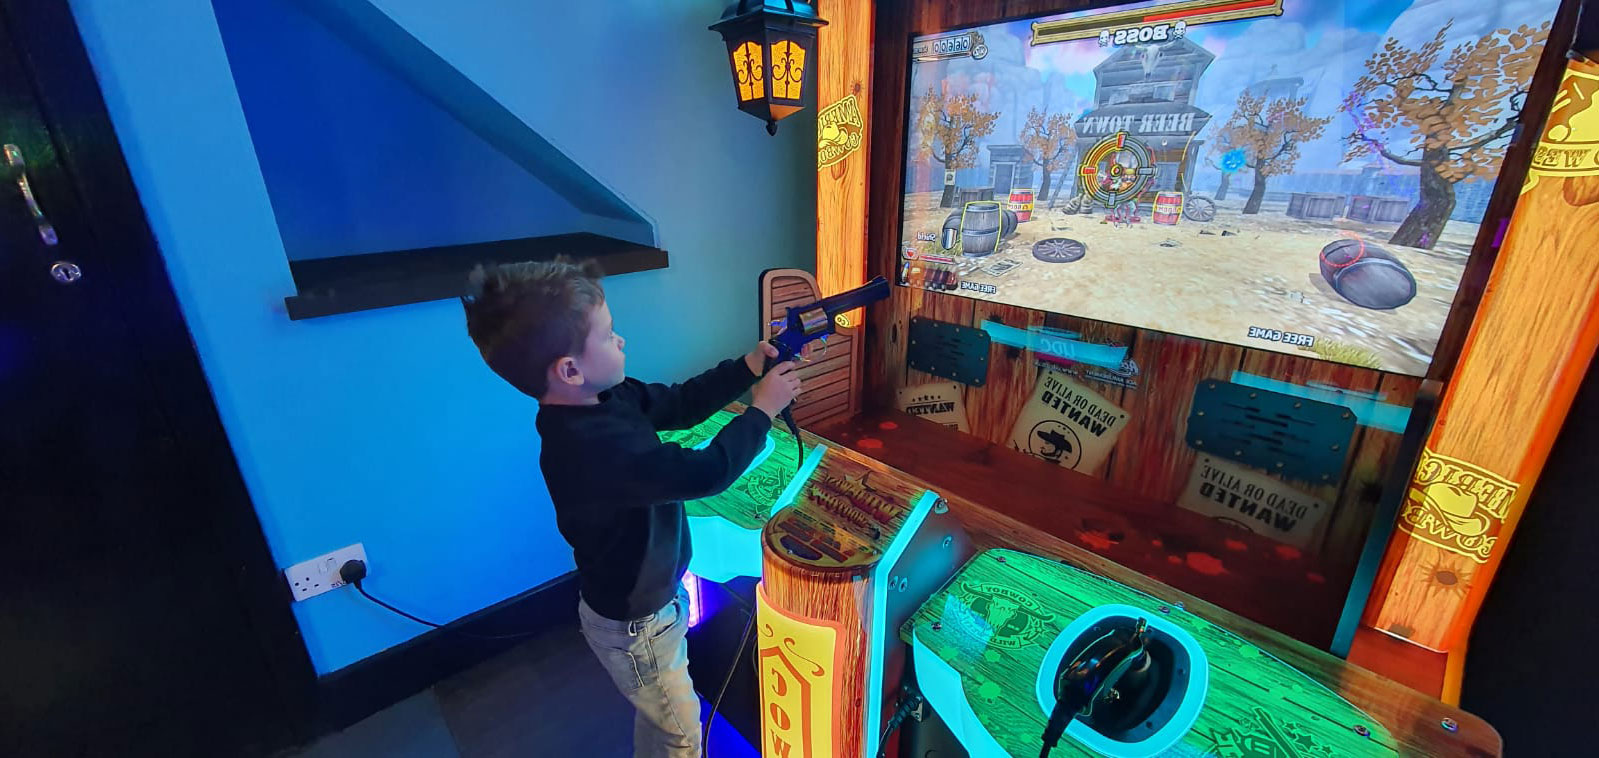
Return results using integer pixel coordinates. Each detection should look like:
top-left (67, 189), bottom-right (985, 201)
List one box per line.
top-left (282, 623), bottom-right (754, 758)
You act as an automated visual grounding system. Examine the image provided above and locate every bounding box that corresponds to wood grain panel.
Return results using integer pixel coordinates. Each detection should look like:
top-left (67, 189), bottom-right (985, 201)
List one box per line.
top-left (965, 302), bottom-right (1046, 443)
top-left (1368, 59), bottom-right (1599, 651)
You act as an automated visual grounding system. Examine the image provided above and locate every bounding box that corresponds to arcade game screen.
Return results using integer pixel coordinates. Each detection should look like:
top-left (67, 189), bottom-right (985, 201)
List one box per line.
top-left (897, 0), bottom-right (1562, 376)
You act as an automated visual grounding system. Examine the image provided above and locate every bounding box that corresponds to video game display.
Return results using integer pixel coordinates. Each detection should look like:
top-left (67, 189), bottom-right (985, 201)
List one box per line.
top-left (897, 0), bottom-right (1562, 376)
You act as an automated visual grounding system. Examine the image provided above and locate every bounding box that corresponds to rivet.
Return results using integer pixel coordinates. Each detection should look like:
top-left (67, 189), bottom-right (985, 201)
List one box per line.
top-left (1441, 718), bottom-right (1458, 732)
top-left (1355, 725), bottom-right (1371, 737)
top-left (1158, 605), bottom-right (1170, 614)
top-left (932, 621), bottom-right (942, 631)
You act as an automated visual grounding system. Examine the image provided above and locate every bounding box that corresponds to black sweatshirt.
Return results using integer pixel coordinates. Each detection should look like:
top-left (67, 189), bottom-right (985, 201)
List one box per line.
top-left (536, 357), bottom-right (771, 621)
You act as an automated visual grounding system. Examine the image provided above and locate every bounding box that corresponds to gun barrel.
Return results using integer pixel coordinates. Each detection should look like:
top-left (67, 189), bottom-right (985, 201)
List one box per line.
top-left (815, 276), bottom-right (890, 318)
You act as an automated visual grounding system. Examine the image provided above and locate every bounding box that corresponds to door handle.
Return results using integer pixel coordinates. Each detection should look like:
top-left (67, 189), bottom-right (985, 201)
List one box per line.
top-left (5, 143), bottom-right (60, 246)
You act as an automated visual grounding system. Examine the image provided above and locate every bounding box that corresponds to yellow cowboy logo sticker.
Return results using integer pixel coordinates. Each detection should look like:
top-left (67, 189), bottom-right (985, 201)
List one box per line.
top-left (1397, 448), bottom-right (1520, 563)
top-left (817, 94), bottom-right (865, 170)
top-left (1526, 67), bottom-right (1599, 192)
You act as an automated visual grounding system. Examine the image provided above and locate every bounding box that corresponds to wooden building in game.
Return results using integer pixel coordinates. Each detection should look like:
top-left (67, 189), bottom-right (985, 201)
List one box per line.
top-left (1072, 36), bottom-right (1212, 202)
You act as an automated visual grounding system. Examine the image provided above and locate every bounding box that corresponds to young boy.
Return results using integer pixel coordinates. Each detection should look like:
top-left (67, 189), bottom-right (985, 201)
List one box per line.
top-left (461, 257), bottom-right (802, 758)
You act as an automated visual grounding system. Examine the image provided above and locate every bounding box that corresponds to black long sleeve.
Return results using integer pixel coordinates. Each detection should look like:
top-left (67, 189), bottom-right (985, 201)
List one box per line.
top-left (634, 357), bottom-right (762, 431)
top-left (535, 359), bottom-right (769, 621)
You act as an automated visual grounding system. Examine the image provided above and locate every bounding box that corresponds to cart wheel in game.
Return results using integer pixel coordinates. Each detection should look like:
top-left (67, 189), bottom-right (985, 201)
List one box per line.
top-left (1032, 238), bottom-right (1087, 263)
top-left (1184, 196), bottom-right (1218, 222)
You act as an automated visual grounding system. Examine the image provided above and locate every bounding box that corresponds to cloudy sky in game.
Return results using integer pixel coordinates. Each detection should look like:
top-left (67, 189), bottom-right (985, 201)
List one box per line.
top-left (910, 0), bottom-right (1564, 177)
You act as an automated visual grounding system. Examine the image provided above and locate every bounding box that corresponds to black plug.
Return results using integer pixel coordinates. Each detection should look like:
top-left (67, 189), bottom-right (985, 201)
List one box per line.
top-left (339, 559), bottom-right (368, 586)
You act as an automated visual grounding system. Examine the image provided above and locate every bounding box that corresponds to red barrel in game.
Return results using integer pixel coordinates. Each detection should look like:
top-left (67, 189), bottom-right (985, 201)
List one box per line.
top-left (1153, 191), bottom-right (1183, 225)
top-left (1009, 188), bottom-right (1035, 222)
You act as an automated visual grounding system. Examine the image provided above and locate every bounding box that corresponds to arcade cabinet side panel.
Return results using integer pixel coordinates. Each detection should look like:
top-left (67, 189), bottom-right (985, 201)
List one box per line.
top-left (1366, 52), bottom-right (1599, 654)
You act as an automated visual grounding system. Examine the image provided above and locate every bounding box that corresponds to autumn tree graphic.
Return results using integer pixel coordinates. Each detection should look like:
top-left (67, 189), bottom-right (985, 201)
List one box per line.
top-left (1221, 92), bottom-right (1333, 214)
top-left (915, 87), bottom-right (1000, 208)
top-left (1343, 21), bottom-right (1551, 249)
top-left (1019, 107), bottom-right (1077, 205)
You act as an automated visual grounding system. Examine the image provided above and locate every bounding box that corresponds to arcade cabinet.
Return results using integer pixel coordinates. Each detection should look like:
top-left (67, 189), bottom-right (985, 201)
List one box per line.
top-left (715, 0), bottom-right (1599, 756)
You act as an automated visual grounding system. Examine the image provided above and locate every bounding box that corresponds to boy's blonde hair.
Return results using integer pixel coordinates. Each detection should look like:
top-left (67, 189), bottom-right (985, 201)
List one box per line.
top-left (462, 257), bottom-right (605, 399)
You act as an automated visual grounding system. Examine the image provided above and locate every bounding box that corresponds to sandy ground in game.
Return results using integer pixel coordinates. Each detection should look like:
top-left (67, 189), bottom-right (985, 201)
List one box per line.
top-left (901, 190), bottom-right (1478, 376)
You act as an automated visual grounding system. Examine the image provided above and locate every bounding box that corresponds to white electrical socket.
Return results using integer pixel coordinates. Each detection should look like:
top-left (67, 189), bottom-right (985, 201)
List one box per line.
top-left (284, 543), bottom-right (368, 602)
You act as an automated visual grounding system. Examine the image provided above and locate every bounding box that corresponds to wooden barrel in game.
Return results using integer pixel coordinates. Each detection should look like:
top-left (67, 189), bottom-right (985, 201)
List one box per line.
top-left (1153, 191), bottom-right (1183, 225)
top-left (1319, 238), bottom-right (1417, 310)
top-left (1009, 188), bottom-right (1034, 221)
top-left (961, 201), bottom-right (1002, 256)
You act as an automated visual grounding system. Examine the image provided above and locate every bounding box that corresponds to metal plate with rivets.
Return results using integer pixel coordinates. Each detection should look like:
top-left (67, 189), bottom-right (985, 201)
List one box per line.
top-left (907, 317), bottom-right (990, 387)
top-left (1185, 380), bottom-right (1356, 484)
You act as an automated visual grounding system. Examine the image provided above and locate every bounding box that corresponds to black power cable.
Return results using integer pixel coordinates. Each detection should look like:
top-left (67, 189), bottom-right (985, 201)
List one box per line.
top-left (702, 594), bottom-right (759, 758)
top-left (338, 560), bottom-right (538, 641)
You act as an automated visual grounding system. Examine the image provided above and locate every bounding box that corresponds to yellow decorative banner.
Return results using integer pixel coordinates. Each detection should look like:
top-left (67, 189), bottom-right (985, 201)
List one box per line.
top-left (757, 581), bottom-right (844, 758)
top-left (817, 94), bottom-right (865, 170)
top-left (1525, 67), bottom-right (1599, 192)
top-left (1395, 448), bottom-right (1519, 564)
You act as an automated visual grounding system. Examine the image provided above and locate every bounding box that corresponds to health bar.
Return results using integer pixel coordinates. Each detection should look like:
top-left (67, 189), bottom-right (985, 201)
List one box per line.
top-left (1030, 0), bottom-right (1283, 45)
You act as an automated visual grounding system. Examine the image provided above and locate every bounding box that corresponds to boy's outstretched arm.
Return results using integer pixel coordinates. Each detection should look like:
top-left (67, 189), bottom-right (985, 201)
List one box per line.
top-left (629, 343), bottom-right (775, 431)
top-left (564, 408), bottom-right (773, 507)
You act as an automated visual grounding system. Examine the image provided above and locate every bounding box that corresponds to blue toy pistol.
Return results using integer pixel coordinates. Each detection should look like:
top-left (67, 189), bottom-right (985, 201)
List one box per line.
top-left (762, 275), bottom-right (891, 454)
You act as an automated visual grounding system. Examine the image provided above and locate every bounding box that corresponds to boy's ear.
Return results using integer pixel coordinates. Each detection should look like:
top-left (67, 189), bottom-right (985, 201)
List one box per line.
top-left (550, 356), bottom-right (583, 387)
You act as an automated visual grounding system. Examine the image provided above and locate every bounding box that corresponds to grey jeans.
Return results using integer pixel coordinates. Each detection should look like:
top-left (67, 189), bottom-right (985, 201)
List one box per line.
top-left (577, 584), bottom-right (702, 758)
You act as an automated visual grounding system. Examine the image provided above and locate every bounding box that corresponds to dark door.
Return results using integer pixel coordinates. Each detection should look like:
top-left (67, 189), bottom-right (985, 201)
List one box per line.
top-left (0, 4), bottom-right (308, 756)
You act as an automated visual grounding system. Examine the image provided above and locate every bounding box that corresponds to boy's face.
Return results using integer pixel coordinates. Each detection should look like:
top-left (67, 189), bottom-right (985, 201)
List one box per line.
top-left (566, 299), bottom-right (625, 394)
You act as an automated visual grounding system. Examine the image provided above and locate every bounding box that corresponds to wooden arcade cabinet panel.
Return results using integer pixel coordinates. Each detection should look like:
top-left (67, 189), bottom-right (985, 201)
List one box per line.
top-left (762, 268), bottom-right (866, 428)
top-left (904, 549), bottom-right (1501, 757)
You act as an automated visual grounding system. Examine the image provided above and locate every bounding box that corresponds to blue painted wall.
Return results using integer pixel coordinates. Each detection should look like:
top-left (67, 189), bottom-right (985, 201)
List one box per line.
top-left (211, 0), bottom-right (586, 261)
top-left (69, 0), bottom-right (815, 674)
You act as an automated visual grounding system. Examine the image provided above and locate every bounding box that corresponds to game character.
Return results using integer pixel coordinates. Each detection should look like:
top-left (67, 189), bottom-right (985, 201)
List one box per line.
top-left (460, 257), bottom-right (803, 757)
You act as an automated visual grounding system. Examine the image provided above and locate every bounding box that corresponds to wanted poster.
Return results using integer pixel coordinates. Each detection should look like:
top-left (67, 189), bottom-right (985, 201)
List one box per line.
top-left (1008, 369), bottom-right (1128, 472)
top-left (1176, 454), bottom-right (1331, 550)
top-left (896, 382), bottom-right (969, 433)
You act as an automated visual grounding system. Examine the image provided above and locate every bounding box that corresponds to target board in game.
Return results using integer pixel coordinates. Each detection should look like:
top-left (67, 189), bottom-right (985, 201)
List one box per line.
top-left (1078, 131), bottom-right (1157, 208)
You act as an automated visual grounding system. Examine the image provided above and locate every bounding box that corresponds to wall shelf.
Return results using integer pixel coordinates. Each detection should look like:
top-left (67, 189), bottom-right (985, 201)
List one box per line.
top-left (284, 232), bottom-right (667, 320)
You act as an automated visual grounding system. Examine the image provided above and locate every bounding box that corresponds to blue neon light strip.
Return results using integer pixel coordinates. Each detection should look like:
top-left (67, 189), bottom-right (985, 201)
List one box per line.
top-left (684, 443), bottom-right (826, 584)
top-left (913, 632), bottom-right (1012, 757)
top-left (863, 490), bottom-right (941, 758)
top-left (980, 321), bottom-right (1127, 370)
top-left (772, 442), bottom-right (827, 517)
top-left (1230, 371), bottom-right (1412, 434)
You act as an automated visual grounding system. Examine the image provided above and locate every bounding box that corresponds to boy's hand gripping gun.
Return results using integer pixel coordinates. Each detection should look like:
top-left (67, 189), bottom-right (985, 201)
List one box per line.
top-left (763, 276), bottom-right (891, 456)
